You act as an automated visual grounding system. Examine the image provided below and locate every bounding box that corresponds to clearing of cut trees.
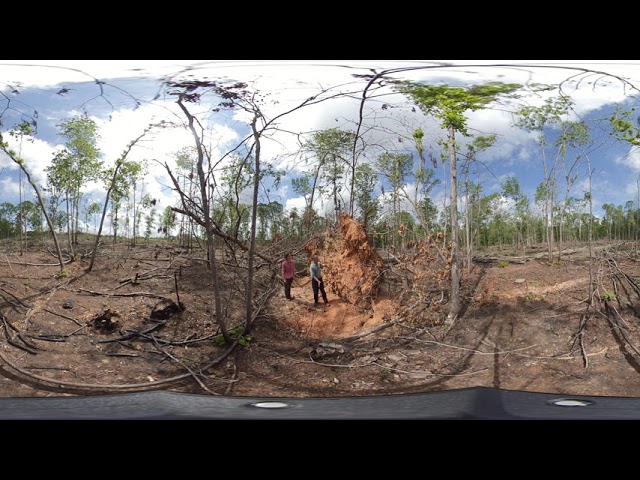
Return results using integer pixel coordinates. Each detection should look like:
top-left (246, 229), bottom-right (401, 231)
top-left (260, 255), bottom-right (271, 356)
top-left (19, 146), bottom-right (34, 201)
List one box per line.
top-left (2, 214), bottom-right (640, 400)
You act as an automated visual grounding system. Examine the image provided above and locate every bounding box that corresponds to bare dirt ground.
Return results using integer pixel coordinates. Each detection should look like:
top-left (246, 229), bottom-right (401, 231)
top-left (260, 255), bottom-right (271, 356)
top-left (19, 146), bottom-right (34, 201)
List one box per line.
top-left (1, 230), bottom-right (640, 401)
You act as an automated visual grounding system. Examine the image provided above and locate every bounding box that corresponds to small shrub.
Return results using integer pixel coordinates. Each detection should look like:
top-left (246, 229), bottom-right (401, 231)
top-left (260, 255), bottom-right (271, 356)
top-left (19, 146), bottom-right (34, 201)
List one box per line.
top-left (498, 261), bottom-right (509, 268)
top-left (523, 292), bottom-right (535, 302)
top-left (602, 290), bottom-right (616, 302)
top-left (56, 268), bottom-right (70, 279)
top-left (214, 325), bottom-right (253, 347)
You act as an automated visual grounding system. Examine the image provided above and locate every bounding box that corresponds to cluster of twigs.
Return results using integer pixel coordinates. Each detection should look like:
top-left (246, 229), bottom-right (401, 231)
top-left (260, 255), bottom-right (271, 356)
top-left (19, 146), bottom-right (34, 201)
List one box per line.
top-left (572, 244), bottom-right (640, 368)
top-left (0, 240), bottom-right (283, 396)
top-left (378, 240), bottom-right (455, 327)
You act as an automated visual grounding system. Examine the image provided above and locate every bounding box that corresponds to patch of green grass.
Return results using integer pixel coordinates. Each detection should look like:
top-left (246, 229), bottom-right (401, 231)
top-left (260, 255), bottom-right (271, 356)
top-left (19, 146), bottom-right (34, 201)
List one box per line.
top-left (214, 324), bottom-right (253, 347)
top-left (523, 292), bottom-right (535, 302)
top-left (56, 268), bottom-right (70, 279)
top-left (601, 290), bottom-right (616, 302)
top-left (498, 260), bottom-right (510, 268)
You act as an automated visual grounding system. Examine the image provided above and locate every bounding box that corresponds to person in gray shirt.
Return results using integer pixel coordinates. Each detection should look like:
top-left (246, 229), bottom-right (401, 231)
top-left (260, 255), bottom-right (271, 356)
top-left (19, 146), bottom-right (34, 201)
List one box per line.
top-left (309, 255), bottom-right (329, 307)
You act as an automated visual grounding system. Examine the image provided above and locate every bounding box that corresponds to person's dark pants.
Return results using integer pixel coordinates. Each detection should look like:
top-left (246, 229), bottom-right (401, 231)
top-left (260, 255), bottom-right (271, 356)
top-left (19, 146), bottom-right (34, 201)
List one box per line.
top-left (284, 277), bottom-right (293, 299)
top-left (312, 278), bottom-right (328, 304)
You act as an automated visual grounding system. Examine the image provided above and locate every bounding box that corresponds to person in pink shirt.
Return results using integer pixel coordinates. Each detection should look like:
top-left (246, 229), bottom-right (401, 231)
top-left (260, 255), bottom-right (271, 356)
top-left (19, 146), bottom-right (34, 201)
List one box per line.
top-left (281, 252), bottom-right (295, 300)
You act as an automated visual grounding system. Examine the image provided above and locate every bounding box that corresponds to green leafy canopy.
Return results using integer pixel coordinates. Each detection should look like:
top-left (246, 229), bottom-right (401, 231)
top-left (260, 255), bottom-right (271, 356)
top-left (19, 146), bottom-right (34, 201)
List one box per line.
top-left (398, 81), bottom-right (521, 135)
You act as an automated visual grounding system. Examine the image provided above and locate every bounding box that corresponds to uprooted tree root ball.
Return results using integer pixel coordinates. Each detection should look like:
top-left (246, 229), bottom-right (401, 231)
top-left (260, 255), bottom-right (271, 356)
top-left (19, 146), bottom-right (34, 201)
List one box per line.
top-left (304, 212), bottom-right (385, 309)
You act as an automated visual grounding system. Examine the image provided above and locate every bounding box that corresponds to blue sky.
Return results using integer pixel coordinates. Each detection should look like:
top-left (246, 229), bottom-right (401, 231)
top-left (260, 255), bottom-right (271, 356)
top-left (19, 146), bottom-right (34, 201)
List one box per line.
top-left (1, 60), bottom-right (640, 230)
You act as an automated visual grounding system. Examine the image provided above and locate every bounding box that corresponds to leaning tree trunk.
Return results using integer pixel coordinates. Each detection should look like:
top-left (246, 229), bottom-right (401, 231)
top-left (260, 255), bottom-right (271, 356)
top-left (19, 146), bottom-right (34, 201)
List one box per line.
top-left (244, 113), bottom-right (261, 336)
top-left (1, 147), bottom-right (66, 271)
top-left (177, 100), bottom-right (229, 344)
top-left (88, 166), bottom-right (121, 272)
top-left (88, 133), bottom-right (146, 272)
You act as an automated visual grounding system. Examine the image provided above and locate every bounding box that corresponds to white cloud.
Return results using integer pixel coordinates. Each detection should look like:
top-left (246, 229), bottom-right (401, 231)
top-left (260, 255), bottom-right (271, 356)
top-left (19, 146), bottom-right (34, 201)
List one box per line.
top-left (0, 134), bottom-right (61, 188)
top-left (616, 145), bottom-right (640, 172)
top-left (285, 195), bottom-right (306, 212)
top-left (0, 176), bottom-right (20, 199)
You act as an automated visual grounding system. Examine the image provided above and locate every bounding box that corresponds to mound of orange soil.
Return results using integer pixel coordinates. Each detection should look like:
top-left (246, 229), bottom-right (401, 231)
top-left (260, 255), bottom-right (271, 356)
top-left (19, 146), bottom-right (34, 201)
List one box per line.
top-left (305, 212), bottom-right (385, 309)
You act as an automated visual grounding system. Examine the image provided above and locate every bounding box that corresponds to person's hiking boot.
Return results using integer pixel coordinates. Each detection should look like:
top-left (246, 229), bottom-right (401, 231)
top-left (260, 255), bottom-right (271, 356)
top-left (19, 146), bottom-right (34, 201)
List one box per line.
top-left (314, 302), bottom-right (319, 308)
